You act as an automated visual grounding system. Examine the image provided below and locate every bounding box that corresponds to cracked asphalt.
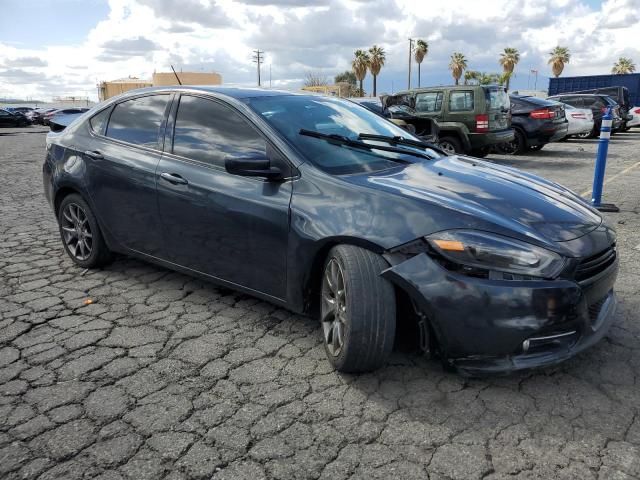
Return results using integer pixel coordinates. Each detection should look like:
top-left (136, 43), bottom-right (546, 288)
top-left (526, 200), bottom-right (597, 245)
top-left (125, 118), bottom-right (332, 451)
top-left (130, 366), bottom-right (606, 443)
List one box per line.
top-left (1, 125), bottom-right (640, 480)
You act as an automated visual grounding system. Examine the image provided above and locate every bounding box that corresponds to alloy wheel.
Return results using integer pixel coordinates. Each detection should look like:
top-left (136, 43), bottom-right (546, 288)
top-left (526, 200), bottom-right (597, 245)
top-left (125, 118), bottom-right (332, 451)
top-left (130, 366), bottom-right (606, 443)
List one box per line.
top-left (439, 141), bottom-right (456, 154)
top-left (61, 203), bottom-right (93, 261)
top-left (321, 258), bottom-right (347, 357)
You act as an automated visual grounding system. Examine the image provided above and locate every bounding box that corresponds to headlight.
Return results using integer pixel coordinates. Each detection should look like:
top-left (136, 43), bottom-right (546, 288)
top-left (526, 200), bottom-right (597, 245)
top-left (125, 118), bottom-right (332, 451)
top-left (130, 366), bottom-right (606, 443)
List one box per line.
top-left (426, 230), bottom-right (565, 279)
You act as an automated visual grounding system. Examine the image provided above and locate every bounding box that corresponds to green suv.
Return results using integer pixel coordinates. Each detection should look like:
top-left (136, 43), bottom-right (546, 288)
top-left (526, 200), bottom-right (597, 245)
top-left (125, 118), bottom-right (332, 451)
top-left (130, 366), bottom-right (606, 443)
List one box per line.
top-left (387, 85), bottom-right (514, 156)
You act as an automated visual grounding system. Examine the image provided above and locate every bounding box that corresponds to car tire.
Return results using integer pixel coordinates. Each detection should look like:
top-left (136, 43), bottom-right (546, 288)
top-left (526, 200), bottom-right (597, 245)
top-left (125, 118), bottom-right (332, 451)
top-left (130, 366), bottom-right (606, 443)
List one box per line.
top-left (439, 136), bottom-right (463, 155)
top-left (498, 129), bottom-right (526, 155)
top-left (471, 147), bottom-right (490, 158)
top-left (529, 144), bottom-right (544, 151)
top-left (320, 245), bottom-right (396, 373)
top-left (58, 193), bottom-right (113, 269)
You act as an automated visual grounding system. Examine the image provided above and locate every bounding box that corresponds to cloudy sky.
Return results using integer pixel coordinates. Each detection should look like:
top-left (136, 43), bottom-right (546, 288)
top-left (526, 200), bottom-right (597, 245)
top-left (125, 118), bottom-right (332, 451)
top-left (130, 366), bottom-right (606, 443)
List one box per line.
top-left (0, 0), bottom-right (638, 101)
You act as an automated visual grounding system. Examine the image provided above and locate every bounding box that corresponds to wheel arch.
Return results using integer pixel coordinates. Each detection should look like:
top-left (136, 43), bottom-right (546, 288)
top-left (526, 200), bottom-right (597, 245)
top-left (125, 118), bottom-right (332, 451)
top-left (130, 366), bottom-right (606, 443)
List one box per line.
top-left (437, 125), bottom-right (471, 152)
top-left (53, 186), bottom-right (84, 216)
top-left (301, 236), bottom-right (386, 315)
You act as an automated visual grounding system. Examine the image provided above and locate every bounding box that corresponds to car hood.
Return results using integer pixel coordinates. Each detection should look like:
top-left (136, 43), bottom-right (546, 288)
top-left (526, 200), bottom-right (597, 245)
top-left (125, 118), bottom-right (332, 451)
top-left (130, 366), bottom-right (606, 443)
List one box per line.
top-left (345, 155), bottom-right (602, 243)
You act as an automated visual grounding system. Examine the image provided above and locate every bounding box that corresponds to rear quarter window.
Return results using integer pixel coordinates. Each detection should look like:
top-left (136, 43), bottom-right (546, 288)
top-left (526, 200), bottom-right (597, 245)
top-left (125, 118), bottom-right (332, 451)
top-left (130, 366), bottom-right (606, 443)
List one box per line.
top-left (89, 108), bottom-right (111, 135)
top-left (448, 91), bottom-right (474, 111)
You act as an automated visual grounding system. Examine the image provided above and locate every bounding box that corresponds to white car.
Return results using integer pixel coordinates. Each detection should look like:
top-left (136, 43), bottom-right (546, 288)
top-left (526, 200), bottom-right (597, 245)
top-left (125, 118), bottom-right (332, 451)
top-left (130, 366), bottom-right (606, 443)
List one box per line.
top-left (563, 104), bottom-right (594, 138)
top-left (627, 106), bottom-right (640, 127)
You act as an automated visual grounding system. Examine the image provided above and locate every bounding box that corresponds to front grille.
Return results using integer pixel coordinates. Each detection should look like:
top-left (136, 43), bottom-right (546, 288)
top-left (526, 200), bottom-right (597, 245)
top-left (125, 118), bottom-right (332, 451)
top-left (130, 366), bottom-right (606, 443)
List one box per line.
top-left (575, 244), bottom-right (616, 282)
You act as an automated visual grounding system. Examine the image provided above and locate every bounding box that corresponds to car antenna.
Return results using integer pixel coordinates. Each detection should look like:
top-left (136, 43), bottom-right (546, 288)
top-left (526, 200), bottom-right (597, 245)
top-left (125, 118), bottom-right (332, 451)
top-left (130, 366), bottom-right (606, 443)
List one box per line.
top-left (170, 65), bottom-right (182, 85)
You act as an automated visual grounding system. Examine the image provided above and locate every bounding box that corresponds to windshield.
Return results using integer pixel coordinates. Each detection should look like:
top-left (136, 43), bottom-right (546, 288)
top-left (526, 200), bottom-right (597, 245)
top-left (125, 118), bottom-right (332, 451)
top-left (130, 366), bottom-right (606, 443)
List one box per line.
top-left (245, 95), bottom-right (438, 175)
top-left (485, 87), bottom-right (510, 110)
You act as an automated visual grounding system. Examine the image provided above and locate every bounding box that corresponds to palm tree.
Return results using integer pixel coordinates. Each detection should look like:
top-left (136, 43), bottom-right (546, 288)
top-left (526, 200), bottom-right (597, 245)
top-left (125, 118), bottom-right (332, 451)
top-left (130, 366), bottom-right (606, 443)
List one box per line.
top-left (463, 70), bottom-right (478, 85)
top-left (548, 46), bottom-right (571, 78)
top-left (612, 57), bottom-right (636, 74)
top-left (499, 47), bottom-right (520, 91)
top-left (414, 39), bottom-right (429, 87)
top-left (351, 49), bottom-right (370, 96)
top-left (368, 45), bottom-right (386, 97)
top-left (449, 52), bottom-right (467, 85)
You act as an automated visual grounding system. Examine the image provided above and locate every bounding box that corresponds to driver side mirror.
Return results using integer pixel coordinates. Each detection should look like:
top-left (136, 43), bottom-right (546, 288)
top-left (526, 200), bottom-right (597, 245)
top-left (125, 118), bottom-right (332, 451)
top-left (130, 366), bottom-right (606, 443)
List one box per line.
top-left (225, 152), bottom-right (282, 180)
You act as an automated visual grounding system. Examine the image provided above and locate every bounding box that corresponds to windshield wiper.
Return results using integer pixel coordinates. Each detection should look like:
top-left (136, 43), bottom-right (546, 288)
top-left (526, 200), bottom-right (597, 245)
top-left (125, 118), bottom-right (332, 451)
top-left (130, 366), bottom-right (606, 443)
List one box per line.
top-left (299, 129), bottom-right (432, 162)
top-left (357, 133), bottom-right (442, 153)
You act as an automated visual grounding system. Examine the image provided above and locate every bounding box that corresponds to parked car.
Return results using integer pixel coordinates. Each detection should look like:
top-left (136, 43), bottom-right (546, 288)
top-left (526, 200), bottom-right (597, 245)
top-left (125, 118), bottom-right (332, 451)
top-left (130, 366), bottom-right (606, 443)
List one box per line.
top-left (44, 87), bottom-right (618, 375)
top-left (626, 106), bottom-right (640, 127)
top-left (0, 108), bottom-right (30, 127)
top-left (385, 85), bottom-right (514, 157)
top-left (29, 108), bottom-right (57, 125)
top-left (549, 74), bottom-right (640, 111)
top-left (547, 94), bottom-right (622, 138)
top-left (497, 95), bottom-right (568, 154)
top-left (42, 108), bottom-right (89, 126)
top-left (5, 106), bottom-right (34, 115)
top-left (349, 97), bottom-right (439, 144)
top-left (562, 104), bottom-right (594, 139)
top-left (49, 110), bottom-right (88, 132)
top-left (548, 82), bottom-right (634, 130)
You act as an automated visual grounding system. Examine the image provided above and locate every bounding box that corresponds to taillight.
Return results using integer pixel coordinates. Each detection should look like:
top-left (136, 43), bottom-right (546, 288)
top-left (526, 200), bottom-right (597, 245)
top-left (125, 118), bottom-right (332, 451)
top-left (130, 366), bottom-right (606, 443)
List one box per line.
top-left (475, 114), bottom-right (489, 133)
top-left (530, 109), bottom-right (555, 119)
top-left (634, 108), bottom-right (640, 114)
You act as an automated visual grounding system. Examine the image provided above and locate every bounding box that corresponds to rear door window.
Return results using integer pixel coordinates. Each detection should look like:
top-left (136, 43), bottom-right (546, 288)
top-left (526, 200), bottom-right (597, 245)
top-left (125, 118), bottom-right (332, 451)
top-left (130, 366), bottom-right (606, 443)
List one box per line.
top-left (415, 92), bottom-right (443, 113)
top-left (448, 91), bottom-right (474, 111)
top-left (106, 95), bottom-right (171, 149)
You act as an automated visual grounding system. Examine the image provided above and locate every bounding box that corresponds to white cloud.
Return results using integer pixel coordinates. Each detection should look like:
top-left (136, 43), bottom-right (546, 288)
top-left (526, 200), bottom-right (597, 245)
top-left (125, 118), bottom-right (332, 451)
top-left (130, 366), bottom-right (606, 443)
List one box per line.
top-left (0, 0), bottom-right (638, 101)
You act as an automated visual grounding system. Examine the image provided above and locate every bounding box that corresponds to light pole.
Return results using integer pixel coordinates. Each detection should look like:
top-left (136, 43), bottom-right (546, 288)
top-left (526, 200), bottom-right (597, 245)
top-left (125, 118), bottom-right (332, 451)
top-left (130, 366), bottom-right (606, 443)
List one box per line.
top-left (407, 38), bottom-right (414, 89)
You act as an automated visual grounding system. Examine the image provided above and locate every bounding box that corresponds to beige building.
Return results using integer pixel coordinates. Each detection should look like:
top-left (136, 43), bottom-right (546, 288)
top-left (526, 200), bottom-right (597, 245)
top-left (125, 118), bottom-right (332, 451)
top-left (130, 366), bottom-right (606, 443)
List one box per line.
top-left (98, 71), bottom-right (222, 101)
top-left (152, 71), bottom-right (222, 87)
top-left (97, 78), bottom-right (152, 101)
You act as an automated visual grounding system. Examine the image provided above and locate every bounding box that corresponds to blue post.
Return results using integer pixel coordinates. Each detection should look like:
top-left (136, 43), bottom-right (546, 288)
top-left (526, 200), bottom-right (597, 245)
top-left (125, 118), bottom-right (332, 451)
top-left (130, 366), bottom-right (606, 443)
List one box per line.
top-left (590, 108), bottom-right (619, 212)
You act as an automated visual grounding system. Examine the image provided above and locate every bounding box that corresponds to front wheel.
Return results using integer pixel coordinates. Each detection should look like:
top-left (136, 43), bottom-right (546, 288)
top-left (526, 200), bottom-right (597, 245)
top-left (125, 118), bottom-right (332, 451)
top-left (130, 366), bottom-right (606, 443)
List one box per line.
top-left (320, 245), bottom-right (396, 372)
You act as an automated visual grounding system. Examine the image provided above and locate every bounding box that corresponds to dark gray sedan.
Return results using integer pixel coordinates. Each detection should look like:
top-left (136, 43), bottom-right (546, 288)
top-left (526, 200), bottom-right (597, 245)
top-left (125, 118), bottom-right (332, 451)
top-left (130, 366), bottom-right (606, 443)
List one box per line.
top-left (43, 87), bottom-right (618, 375)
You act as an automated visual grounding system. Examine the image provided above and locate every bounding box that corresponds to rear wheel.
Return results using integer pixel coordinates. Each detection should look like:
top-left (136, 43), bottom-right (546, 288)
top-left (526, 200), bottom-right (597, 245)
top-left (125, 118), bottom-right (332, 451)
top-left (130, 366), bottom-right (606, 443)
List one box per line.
top-left (320, 245), bottom-right (396, 372)
top-left (498, 129), bottom-right (526, 155)
top-left (438, 136), bottom-right (463, 155)
top-left (58, 194), bottom-right (113, 268)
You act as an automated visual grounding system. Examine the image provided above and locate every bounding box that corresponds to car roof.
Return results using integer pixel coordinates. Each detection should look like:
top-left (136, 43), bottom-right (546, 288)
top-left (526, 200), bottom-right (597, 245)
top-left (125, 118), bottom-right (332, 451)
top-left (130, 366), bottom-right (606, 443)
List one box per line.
top-left (550, 93), bottom-right (608, 98)
top-left (113, 85), bottom-right (297, 100)
top-left (395, 84), bottom-right (501, 95)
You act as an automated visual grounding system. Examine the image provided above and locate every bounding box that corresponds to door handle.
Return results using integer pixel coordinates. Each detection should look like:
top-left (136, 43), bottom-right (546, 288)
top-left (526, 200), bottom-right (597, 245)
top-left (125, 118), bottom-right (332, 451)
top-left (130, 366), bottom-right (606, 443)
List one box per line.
top-left (84, 150), bottom-right (104, 160)
top-left (160, 172), bottom-right (189, 185)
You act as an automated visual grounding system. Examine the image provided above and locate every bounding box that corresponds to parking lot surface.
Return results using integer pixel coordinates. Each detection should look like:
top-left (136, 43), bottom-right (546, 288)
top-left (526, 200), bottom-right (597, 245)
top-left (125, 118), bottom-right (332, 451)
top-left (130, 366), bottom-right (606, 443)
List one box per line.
top-left (1, 126), bottom-right (640, 480)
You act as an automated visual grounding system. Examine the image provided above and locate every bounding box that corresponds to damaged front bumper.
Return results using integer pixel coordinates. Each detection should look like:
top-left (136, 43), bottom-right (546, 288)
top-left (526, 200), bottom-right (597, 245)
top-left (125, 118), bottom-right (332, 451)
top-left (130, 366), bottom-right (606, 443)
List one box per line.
top-left (382, 251), bottom-right (618, 376)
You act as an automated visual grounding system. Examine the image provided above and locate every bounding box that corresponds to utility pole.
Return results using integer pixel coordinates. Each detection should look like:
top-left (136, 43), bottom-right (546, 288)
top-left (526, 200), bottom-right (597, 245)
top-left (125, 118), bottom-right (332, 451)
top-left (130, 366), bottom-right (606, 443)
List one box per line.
top-left (408, 38), bottom-right (414, 90)
top-left (252, 50), bottom-right (264, 87)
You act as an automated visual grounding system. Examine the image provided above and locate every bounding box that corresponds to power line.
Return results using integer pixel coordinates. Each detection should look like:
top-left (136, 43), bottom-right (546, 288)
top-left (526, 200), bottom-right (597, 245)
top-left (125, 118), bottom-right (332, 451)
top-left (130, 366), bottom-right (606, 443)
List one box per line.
top-left (252, 50), bottom-right (264, 87)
